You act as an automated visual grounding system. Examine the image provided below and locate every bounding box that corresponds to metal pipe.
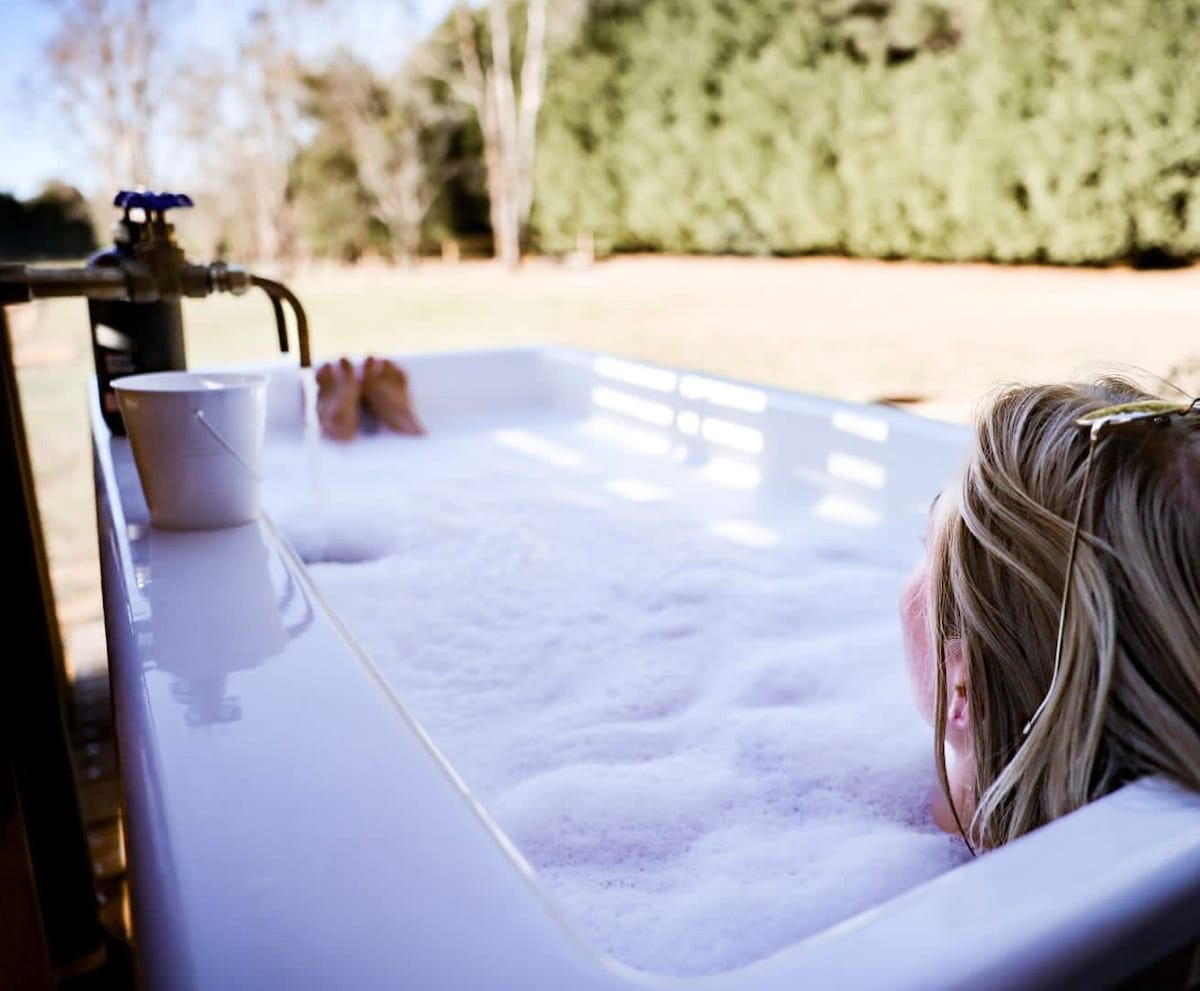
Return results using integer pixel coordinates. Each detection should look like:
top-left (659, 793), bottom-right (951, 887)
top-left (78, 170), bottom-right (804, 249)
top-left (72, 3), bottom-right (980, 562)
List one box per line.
top-left (0, 265), bottom-right (128, 304)
top-left (0, 263), bottom-right (308, 367)
top-left (250, 275), bottom-right (312, 368)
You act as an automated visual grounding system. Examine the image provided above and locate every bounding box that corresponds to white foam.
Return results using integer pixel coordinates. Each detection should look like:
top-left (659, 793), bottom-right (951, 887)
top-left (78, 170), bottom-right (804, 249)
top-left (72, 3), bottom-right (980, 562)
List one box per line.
top-left (263, 417), bottom-right (970, 977)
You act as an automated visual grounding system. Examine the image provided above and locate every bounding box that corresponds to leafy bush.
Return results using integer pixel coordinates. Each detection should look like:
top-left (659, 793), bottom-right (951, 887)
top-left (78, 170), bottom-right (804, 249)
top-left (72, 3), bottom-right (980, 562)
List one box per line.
top-left (0, 183), bottom-right (96, 261)
top-left (532, 0), bottom-right (1200, 264)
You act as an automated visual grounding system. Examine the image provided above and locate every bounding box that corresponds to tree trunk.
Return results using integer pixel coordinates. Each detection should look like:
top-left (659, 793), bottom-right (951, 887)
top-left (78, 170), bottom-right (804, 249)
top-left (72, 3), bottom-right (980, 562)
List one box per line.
top-left (456, 0), bottom-right (549, 271)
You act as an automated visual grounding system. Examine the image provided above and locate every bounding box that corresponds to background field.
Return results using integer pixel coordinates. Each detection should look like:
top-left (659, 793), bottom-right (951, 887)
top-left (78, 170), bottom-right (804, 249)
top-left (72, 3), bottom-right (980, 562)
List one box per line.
top-left (12, 255), bottom-right (1200, 678)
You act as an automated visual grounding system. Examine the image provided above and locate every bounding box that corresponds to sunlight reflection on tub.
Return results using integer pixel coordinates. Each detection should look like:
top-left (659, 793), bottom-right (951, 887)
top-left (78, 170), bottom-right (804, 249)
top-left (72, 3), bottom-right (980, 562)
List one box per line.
top-left (709, 518), bottom-right (782, 548)
top-left (702, 456), bottom-right (762, 490)
top-left (582, 415), bottom-right (673, 456)
top-left (591, 385), bottom-right (676, 426)
top-left (679, 373), bottom-right (769, 413)
top-left (604, 477), bottom-right (672, 503)
top-left (492, 428), bottom-right (587, 469)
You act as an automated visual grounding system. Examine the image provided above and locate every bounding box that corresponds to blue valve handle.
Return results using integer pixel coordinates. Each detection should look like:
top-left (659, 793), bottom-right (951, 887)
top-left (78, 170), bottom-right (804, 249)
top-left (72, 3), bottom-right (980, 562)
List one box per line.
top-left (113, 190), bottom-right (194, 212)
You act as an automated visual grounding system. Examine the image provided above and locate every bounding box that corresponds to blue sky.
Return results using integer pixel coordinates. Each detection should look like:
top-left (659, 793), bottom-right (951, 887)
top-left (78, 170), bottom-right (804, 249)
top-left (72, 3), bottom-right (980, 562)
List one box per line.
top-left (1, 1), bottom-right (62, 197)
top-left (0, 0), bottom-right (457, 199)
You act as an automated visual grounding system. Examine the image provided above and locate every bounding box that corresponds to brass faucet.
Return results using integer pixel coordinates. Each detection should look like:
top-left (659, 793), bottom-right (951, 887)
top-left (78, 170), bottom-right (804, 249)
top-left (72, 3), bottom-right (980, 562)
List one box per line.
top-left (0, 190), bottom-right (311, 366)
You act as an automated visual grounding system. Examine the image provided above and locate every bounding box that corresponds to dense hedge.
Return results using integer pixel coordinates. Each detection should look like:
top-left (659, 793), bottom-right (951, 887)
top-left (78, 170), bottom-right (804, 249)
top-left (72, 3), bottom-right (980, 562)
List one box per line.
top-left (532, 0), bottom-right (1200, 264)
top-left (0, 183), bottom-right (96, 261)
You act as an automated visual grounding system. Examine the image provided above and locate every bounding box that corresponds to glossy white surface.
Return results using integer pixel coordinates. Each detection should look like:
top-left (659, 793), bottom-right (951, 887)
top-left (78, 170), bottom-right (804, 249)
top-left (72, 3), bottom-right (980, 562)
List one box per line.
top-left (95, 346), bottom-right (1200, 990)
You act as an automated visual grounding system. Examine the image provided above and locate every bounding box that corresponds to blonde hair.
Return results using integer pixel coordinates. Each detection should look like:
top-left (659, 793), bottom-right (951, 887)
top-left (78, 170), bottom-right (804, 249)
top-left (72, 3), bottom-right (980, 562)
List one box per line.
top-left (930, 377), bottom-right (1200, 848)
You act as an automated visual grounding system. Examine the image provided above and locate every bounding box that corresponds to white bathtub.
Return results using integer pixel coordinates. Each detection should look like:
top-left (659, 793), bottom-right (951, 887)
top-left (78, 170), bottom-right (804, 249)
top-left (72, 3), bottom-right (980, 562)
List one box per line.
top-left (94, 346), bottom-right (1200, 989)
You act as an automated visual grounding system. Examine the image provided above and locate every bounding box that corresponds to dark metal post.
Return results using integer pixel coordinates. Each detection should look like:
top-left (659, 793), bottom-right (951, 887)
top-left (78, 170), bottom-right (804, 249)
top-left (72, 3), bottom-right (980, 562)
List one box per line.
top-left (0, 304), bottom-right (106, 976)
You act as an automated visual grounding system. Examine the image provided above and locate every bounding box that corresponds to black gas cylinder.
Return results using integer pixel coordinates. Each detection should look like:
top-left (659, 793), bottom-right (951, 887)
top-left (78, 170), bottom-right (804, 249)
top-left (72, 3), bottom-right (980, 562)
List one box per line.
top-left (88, 191), bottom-right (191, 434)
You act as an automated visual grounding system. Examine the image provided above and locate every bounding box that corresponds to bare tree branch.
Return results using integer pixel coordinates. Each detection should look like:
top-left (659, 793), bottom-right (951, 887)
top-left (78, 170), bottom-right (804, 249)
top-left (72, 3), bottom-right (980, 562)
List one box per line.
top-left (517, 0), bottom-right (548, 224)
top-left (329, 63), bottom-right (432, 261)
top-left (41, 0), bottom-right (172, 195)
top-left (226, 0), bottom-right (308, 264)
top-left (455, 2), bottom-right (490, 127)
top-left (454, 0), bottom-right (551, 269)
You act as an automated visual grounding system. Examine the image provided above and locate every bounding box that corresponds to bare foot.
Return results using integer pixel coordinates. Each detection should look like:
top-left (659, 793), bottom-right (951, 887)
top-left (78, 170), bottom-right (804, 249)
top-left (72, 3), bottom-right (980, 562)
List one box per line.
top-left (315, 357), bottom-right (360, 441)
top-left (362, 356), bottom-right (424, 436)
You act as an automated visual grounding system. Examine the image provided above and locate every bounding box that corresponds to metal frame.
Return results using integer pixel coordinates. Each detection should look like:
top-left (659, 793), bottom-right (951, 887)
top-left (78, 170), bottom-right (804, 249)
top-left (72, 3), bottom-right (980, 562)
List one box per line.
top-left (0, 304), bottom-right (106, 976)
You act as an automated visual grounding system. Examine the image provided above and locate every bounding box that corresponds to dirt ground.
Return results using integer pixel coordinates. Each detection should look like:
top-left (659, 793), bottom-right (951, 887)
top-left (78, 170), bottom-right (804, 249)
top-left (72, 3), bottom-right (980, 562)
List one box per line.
top-left (301, 254), bottom-right (1200, 427)
top-left (14, 254), bottom-right (1200, 680)
top-left (491, 254), bottom-right (1200, 417)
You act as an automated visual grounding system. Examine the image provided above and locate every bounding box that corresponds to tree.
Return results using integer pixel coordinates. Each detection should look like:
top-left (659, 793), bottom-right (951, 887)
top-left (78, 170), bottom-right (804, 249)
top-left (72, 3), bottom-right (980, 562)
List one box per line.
top-left (173, 1), bottom-right (323, 264)
top-left (231, 1), bottom-right (307, 263)
top-left (302, 51), bottom-right (465, 263)
top-left (454, 0), bottom-right (550, 269)
top-left (41, 0), bottom-right (175, 197)
top-left (0, 184), bottom-right (96, 261)
top-left (530, 0), bottom-right (1200, 264)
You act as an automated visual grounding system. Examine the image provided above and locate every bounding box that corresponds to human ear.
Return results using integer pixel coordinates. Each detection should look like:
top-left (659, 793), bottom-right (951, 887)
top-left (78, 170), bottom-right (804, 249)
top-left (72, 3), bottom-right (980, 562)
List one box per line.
top-left (944, 638), bottom-right (971, 753)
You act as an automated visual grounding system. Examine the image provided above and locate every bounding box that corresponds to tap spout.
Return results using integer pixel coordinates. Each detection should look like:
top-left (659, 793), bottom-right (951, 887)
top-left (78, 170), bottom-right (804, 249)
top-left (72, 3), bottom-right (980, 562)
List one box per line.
top-left (249, 275), bottom-right (311, 368)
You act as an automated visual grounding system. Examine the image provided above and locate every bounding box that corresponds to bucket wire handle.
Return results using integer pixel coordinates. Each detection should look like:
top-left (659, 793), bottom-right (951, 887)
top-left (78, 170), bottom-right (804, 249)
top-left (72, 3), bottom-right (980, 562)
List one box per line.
top-left (192, 409), bottom-right (263, 481)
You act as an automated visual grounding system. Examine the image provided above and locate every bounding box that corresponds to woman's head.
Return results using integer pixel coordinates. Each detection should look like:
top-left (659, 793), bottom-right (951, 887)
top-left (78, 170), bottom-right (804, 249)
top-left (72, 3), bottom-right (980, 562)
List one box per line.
top-left (906, 376), bottom-right (1200, 849)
